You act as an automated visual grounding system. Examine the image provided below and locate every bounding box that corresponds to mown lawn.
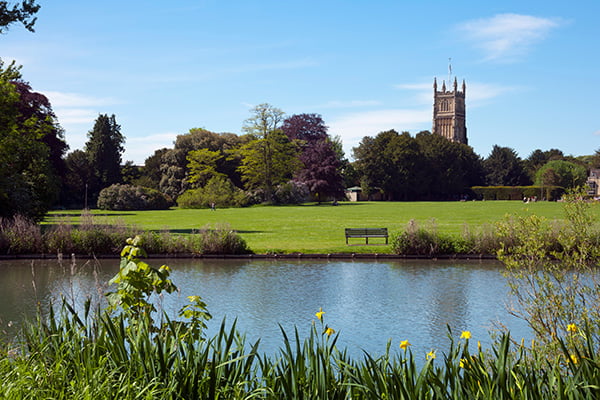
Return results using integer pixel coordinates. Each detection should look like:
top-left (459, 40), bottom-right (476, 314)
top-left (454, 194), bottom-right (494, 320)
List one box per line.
top-left (45, 201), bottom-right (598, 254)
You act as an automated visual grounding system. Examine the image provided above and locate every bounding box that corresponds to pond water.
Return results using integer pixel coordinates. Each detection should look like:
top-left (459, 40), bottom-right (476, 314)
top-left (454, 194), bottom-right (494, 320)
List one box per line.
top-left (0, 257), bottom-right (531, 358)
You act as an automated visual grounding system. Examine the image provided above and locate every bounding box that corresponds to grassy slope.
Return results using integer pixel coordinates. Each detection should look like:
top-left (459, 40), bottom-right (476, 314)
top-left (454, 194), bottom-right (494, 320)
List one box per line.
top-left (45, 201), bottom-right (598, 254)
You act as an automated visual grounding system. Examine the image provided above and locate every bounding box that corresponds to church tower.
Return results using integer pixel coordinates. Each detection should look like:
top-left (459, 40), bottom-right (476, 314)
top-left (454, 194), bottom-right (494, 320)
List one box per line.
top-left (432, 77), bottom-right (467, 144)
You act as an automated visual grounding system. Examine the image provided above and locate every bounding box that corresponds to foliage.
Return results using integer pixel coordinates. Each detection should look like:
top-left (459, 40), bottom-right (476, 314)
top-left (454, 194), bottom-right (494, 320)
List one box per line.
top-left (106, 235), bottom-right (178, 316)
top-left (534, 159), bottom-right (588, 189)
top-left (282, 113), bottom-right (346, 202)
top-left (85, 114), bottom-right (125, 200)
top-left (0, 63), bottom-right (64, 221)
top-left (391, 219), bottom-right (457, 256)
top-left (177, 175), bottom-right (249, 208)
top-left (3, 296), bottom-right (600, 398)
top-left (238, 103), bottom-right (301, 203)
top-left (159, 129), bottom-right (246, 199)
top-left (524, 148), bottom-right (565, 181)
top-left (472, 185), bottom-right (564, 201)
top-left (0, 0), bottom-right (40, 33)
top-left (497, 189), bottom-right (600, 358)
top-left (0, 211), bottom-right (251, 255)
top-left (198, 223), bottom-right (251, 254)
top-left (185, 148), bottom-right (225, 188)
top-left (273, 180), bottom-right (310, 204)
top-left (97, 183), bottom-right (171, 211)
top-left (484, 145), bottom-right (530, 186)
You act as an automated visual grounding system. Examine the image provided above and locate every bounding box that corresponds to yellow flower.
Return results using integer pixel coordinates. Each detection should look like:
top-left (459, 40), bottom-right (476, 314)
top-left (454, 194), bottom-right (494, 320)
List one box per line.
top-left (400, 340), bottom-right (411, 350)
top-left (569, 354), bottom-right (579, 364)
top-left (187, 295), bottom-right (200, 303)
top-left (460, 331), bottom-right (472, 340)
top-left (324, 327), bottom-right (335, 336)
top-left (315, 307), bottom-right (325, 321)
top-left (426, 350), bottom-right (436, 360)
top-left (459, 358), bottom-right (467, 368)
top-left (567, 323), bottom-right (578, 333)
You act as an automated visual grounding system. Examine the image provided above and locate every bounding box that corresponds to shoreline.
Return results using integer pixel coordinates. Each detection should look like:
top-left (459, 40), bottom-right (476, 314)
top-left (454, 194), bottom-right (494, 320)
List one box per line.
top-left (0, 252), bottom-right (497, 261)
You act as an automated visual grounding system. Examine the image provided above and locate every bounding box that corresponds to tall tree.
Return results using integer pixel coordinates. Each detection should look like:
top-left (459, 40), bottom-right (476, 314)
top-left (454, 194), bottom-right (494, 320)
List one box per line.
top-left (0, 68), bottom-right (62, 219)
top-left (524, 148), bottom-right (564, 181)
top-left (239, 104), bottom-right (299, 203)
top-left (282, 113), bottom-right (345, 201)
top-left (0, 0), bottom-right (40, 33)
top-left (415, 131), bottom-right (484, 199)
top-left (85, 114), bottom-right (124, 200)
top-left (535, 160), bottom-right (587, 189)
top-left (484, 145), bottom-right (529, 186)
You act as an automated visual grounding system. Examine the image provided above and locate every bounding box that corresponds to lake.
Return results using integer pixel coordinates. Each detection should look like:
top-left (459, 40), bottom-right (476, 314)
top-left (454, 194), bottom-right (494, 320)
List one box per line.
top-left (0, 257), bottom-right (530, 358)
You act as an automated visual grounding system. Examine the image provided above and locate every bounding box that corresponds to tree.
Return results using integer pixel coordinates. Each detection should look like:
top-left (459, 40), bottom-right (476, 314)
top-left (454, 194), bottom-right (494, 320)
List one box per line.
top-left (353, 130), bottom-right (427, 200)
top-left (415, 131), bottom-right (484, 199)
top-left (159, 129), bottom-right (246, 199)
top-left (282, 113), bottom-right (345, 201)
top-left (134, 148), bottom-right (168, 189)
top-left (535, 160), bottom-right (587, 189)
top-left (85, 114), bottom-right (125, 200)
top-left (524, 148), bottom-right (564, 181)
top-left (484, 145), bottom-right (529, 186)
top-left (0, 0), bottom-right (40, 33)
top-left (238, 104), bottom-right (300, 203)
top-left (63, 149), bottom-right (95, 208)
top-left (0, 62), bottom-right (65, 220)
top-left (281, 113), bottom-right (328, 143)
top-left (186, 148), bottom-right (225, 188)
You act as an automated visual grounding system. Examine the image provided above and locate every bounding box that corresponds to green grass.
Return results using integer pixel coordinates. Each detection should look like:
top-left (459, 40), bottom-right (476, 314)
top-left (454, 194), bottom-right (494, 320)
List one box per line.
top-left (45, 201), bottom-right (600, 254)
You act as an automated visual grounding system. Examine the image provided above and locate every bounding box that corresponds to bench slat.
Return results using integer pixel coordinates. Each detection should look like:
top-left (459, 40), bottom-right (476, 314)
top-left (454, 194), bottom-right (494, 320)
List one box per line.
top-left (345, 228), bottom-right (388, 245)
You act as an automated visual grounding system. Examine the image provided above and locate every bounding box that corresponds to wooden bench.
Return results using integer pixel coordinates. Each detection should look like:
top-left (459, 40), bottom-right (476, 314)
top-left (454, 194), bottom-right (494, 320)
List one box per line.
top-left (345, 228), bottom-right (388, 245)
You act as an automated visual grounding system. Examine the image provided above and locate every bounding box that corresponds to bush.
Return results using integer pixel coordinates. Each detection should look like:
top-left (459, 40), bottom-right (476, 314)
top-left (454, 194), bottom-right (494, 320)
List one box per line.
top-left (177, 176), bottom-right (249, 209)
top-left (391, 219), bottom-right (456, 256)
top-left (97, 184), bottom-right (171, 211)
top-left (273, 181), bottom-right (309, 204)
top-left (198, 223), bottom-right (250, 254)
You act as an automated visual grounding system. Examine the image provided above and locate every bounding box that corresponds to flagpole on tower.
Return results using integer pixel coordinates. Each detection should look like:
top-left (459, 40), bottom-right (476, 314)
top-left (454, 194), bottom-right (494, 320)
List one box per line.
top-left (448, 57), bottom-right (452, 86)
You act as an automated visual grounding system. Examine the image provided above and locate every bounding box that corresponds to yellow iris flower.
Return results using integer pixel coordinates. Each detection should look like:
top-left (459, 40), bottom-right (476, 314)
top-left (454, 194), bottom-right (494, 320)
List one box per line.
top-left (426, 350), bottom-right (436, 360)
top-left (400, 340), bottom-right (411, 350)
top-left (567, 323), bottom-right (578, 333)
top-left (324, 327), bottom-right (335, 336)
top-left (570, 354), bottom-right (579, 364)
top-left (460, 331), bottom-right (472, 340)
top-left (315, 307), bottom-right (325, 321)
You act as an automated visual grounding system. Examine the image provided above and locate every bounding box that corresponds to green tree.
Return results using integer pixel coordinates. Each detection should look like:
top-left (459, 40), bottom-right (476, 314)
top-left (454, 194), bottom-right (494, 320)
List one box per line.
top-left (186, 148), bottom-right (225, 188)
top-left (63, 149), bottom-right (95, 208)
top-left (159, 129), bottom-right (246, 199)
top-left (134, 147), bottom-right (168, 189)
top-left (415, 131), bottom-right (485, 199)
top-left (85, 114), bottom-right (125, 200)
top-left (0, 0), bottom-right (40, 33)
top-left (534, 160), bottom-right (587, 189)
top-left (484, 145), bottom-right (529, 186)
top-left (0, 62), bottom-right (64, 220)
top-left (238, 103), bottom-right (300, 203)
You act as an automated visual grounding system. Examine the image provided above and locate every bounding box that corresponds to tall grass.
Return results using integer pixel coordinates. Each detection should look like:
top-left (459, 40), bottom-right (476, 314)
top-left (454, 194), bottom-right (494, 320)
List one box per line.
top-left (1, 301), bottom-right (599, 399)
top-left (0, 212), bottom-right (250, 256)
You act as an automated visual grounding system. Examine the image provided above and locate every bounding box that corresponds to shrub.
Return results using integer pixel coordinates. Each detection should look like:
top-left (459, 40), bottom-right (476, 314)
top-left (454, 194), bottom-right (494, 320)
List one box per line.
top-left (97, 184), bottom-right (171, 211)
top-left (273, 181), bottom-right (309, 204)
top-left (177, 176), bottom-right (249, 209)
top-left (0, 215), bottom-right (43, 254)
top-left (198, 223), bottom-right (251, 254)
top-left (391, 219), bottom-right (456, 256)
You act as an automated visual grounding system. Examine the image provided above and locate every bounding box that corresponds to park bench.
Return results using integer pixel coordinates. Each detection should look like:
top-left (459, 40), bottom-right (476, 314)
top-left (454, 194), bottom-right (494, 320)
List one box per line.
top-left (345, 228), bottom-right (388, 245)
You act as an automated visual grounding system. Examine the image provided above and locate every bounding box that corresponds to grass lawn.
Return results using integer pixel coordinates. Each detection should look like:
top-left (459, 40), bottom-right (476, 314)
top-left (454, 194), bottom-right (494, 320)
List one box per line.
top-left (45, 201), bottom-right (599, 254)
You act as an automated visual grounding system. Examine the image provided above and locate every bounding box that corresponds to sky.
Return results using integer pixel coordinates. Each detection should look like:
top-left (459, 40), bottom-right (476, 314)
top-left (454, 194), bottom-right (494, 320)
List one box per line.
top-left (2, 0), bottom-right (599, 164)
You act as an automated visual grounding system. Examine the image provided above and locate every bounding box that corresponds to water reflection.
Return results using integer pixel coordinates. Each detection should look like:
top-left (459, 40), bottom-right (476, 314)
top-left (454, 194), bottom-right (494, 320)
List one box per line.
top-left (0, 258), bottom-right (530, 358)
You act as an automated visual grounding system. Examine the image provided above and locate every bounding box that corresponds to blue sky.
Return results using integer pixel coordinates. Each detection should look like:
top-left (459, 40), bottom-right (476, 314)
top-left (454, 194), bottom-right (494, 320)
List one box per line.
top-left (2, 1), bottom-right (599, 164)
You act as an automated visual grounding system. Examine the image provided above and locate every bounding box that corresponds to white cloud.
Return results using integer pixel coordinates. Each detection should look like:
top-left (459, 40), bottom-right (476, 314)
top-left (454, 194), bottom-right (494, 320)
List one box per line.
top-left (43, 91), bottom-right (117, 108)
top-left (123, 133), bottom-right (177, 164)
top-left (457, 14), bottom-right (564, 62)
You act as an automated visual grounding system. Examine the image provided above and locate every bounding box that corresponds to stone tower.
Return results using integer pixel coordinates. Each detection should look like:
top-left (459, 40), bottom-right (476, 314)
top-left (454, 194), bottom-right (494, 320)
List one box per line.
top-left (432, 77), bottom-right (467, 144)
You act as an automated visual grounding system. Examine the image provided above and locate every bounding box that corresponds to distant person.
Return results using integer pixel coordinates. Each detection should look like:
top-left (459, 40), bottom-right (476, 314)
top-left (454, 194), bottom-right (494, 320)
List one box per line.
top-left (211, 202), bottom-right (216, 211)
